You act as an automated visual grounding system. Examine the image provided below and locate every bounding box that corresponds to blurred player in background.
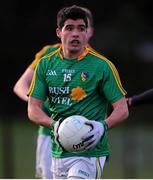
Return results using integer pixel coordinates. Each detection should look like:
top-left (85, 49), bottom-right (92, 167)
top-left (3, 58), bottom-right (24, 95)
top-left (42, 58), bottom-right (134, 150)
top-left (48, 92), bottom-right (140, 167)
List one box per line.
top-left (13, 45), bottom-right (59, 179)
top-left (127, 88), bottom-right (153, 107)
top-left (28, 5), bottom-right (129, 179)
top-left (13, 5), bottom-right (94, 179)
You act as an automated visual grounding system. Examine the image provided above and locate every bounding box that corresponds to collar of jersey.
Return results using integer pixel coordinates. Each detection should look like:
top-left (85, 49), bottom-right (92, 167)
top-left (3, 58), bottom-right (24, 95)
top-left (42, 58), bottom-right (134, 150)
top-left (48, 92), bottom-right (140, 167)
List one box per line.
top-left (58, 45), bottom-right (89, 61)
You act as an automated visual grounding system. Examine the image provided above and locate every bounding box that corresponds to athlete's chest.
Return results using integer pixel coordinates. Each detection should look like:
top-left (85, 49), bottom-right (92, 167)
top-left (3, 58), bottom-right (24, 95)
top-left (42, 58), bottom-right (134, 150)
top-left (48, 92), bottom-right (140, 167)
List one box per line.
top-left (45, 59), bottom-right (97, 87)
top-left (43, 58), bottom-right (104, 103)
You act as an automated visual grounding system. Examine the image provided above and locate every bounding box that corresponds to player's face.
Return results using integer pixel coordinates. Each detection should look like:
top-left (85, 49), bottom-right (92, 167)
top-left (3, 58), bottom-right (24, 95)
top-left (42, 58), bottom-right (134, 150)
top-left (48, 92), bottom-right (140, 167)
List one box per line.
top-left (56, 19), bottom-right (88, 57)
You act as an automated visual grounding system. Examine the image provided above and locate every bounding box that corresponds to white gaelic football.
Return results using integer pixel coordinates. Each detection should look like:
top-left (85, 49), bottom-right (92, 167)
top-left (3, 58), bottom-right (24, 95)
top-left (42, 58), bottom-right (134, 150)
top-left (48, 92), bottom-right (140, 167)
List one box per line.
top-left (57, 115), bottom-right (92, 153)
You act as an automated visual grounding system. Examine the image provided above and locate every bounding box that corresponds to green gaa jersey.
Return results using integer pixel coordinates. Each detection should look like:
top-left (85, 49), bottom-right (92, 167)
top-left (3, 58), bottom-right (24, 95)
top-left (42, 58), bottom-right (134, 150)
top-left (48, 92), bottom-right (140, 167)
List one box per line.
top-left (29, 43), bottom-right (60, 135)
top-left (29, 46), bottom-right (126, 158)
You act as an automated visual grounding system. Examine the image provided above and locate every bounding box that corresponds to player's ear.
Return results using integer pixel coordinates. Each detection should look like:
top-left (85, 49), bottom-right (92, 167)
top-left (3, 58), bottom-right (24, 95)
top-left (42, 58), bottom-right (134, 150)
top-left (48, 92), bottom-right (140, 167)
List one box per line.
top-left (56, 28), bottom-right (61, 38)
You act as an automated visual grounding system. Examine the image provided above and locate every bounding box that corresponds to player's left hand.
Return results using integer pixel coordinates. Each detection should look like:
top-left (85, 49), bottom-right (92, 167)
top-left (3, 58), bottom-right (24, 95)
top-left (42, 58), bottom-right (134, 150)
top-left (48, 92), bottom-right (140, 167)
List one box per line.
top-left (82, 120), bottom-right (107, 150)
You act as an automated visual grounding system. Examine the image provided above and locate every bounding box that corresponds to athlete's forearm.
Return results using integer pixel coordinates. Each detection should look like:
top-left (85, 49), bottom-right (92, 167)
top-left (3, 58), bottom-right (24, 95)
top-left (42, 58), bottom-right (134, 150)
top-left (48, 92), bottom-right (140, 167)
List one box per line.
top-left (130, 88), bottom-right (153, 106)
top-left (105, 97), bottom-right (129, 129)
top-left (28, 97), bottom-right (54, 128)
top-left (13, 83), bottom-right (29, 102)
top-left (13, 68), bottom-right (34, 102)
top-left (28, 104), bottom-right (54, 128)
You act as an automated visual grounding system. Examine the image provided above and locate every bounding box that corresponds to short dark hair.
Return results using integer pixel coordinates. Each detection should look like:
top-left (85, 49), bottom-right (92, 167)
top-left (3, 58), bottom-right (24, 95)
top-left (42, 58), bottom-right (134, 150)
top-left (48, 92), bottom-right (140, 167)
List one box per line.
top-left (57, 5), bottom-right (88, 29)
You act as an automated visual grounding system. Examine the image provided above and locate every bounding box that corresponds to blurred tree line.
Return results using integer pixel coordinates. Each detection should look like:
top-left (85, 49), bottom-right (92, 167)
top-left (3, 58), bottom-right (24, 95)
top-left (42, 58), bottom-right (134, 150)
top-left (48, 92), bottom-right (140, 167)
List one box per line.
top-left (1, 0), bottom-right (153, 120)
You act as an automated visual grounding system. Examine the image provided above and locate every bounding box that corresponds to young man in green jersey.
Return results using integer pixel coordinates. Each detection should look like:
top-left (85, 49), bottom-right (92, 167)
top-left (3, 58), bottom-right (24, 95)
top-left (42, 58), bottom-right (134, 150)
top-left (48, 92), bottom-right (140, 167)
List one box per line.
top-left (13, 5), bottom-right (94, 179)
top-left (28, 5), bottom-right (129, 179)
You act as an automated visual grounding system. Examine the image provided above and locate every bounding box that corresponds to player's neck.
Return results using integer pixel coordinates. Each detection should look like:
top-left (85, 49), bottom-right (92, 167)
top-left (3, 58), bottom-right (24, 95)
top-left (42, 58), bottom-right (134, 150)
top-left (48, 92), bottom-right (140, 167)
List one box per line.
top-left (60, 47), bottom-right (85, 59)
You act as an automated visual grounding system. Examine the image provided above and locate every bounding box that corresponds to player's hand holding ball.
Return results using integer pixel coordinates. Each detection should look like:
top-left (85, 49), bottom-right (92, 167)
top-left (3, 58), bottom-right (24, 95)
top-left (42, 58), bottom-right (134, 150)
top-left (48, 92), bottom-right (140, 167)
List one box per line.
top-left (82, 120), bottom-right (108, 150)
top-left (53, 115), bottom-right (92, 152)
top-left (53, 115), bottom-right (108, 152)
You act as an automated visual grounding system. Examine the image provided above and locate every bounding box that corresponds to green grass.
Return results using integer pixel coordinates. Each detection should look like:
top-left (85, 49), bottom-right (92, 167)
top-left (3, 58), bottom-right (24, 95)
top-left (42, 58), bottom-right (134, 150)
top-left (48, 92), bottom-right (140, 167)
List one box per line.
top-left (0, 117), bottom-right (153, 178)
top-left (12, 120), bottom-right (37, 178)
top-left (0, 118), bottom-right (37, 178)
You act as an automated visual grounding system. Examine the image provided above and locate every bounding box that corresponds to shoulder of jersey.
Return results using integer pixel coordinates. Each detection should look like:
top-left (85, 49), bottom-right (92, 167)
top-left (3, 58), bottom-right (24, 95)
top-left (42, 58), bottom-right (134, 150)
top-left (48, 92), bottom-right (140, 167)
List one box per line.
top-left (45, 43), bottom-right (61, 52)
top-left (35, 43), bottom-right (60, 59)
top-left (87, 45), bottom-right (111, 64)
top-left (41, 43), bottom-right (61, 60)
top-left (43, 43), bottom-right (61, 55)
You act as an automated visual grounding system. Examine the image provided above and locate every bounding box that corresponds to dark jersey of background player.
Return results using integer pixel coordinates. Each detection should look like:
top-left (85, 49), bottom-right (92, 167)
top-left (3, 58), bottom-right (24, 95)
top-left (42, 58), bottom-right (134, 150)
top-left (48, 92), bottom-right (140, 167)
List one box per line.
top-left (127, 88), bottom-right (153, 106)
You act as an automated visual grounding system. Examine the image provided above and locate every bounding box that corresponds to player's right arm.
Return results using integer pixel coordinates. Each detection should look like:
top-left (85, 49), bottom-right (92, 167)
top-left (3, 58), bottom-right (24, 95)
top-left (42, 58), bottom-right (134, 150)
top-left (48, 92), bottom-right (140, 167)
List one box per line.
top-left (28, 59), bottom-right (55, 128)
top-left (13, 67), bottom-right (34, 102)
top-left (28, 96), bottom-right (54, 128)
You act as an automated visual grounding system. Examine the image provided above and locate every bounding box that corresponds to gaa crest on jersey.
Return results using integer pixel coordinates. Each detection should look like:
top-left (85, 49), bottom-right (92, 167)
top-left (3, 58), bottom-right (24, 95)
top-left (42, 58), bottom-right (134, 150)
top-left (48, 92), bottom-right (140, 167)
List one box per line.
top-left (81, 72), bottom-right (88, 82)
top-left (46, 69), bottom-right (57, 76)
